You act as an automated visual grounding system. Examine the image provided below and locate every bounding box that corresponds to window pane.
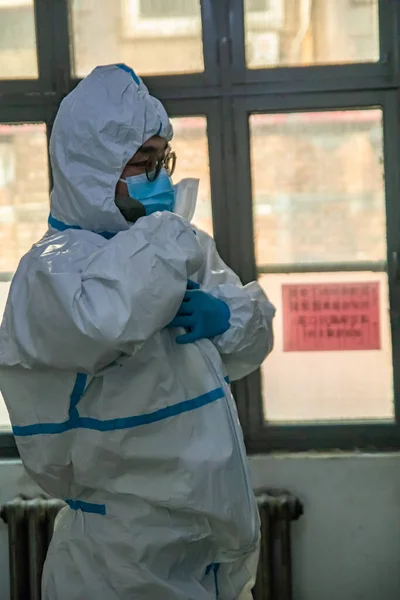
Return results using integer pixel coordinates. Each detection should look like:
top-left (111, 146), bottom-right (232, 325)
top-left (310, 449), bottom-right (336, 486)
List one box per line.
top-left (0, 0), bottom-right (38, 79)
top-left (0, 123), bottom-right (49, 430)
top-left (0, 279), bottom-right (10, 430)
top-left (70, 0), bottom-right (204, 77)
top-left (260, 272), bottom-right (393, 422)
top-left (249, 109), bottom-right (394, 422)
top-left (245, 0), bottom-right (379, 69)
top-left (250, 109), bottom-right (385, 265)
top-left (170, 116), bottom-right (213, 236)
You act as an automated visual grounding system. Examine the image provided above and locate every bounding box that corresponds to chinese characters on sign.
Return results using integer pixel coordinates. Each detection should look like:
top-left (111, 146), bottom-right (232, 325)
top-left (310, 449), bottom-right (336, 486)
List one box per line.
top-left (282, 282), bottom-right (380, 352)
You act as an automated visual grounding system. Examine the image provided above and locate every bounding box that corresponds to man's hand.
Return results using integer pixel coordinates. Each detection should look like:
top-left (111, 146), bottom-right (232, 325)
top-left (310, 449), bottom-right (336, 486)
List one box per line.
top-left (168, 280), bottom-right (230, 344)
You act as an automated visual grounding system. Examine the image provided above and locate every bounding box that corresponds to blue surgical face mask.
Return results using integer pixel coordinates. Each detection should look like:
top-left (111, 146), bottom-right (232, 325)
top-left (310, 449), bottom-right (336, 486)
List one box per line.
top-left (119, 168), bottom-right (175, 217)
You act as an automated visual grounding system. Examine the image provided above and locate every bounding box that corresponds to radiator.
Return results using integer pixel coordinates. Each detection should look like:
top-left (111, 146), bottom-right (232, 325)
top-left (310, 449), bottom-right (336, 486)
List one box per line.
top-left (1, 496), bottom-right (65, 600)
top-left (1, 491), bottom-right (302, 600)
top-left (253, 489), bottom-right (304, 600)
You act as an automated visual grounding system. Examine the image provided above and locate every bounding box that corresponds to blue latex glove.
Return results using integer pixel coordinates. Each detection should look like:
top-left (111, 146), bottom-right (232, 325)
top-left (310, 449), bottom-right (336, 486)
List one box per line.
top-left (168, 280), bottom-right (231, 344)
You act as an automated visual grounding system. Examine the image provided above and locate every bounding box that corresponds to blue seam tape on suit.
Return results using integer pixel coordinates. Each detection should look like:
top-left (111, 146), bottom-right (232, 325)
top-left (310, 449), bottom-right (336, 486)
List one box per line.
top-left (68, 373), bottom-right (88, 420)
top-left (213, 563), bottom-right (220, 597)
top-left (65, 499), bottom-right (106, 515)
top-left (115, 63), bottom-right (141, 85)
top-left (206, 563), bottom-right (220, 596)
top-left (48, 214), bottom-right (116, 240)
top-left (13, 385), bottom-right (227, 436)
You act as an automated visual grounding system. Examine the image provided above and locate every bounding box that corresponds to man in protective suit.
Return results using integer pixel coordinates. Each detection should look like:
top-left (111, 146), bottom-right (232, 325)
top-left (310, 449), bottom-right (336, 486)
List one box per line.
top-left (0, 64), bottom-right (275, 600)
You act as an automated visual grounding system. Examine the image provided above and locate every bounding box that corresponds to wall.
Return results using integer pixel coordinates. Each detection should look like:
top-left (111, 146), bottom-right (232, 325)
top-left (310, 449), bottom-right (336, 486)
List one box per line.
top-left (1, 455), bottom-right (400, 600)
top-left (251, 454), bottom-right (400, 600)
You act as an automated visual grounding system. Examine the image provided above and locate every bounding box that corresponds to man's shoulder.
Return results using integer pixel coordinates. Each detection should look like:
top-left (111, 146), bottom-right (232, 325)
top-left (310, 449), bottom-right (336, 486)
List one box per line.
top-left (15, 229), bottom-right (106, 281)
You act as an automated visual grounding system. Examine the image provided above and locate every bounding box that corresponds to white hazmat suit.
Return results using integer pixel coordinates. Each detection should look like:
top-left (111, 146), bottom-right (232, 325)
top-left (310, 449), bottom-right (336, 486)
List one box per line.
top-left (0, 64), bottom-right (275, 600)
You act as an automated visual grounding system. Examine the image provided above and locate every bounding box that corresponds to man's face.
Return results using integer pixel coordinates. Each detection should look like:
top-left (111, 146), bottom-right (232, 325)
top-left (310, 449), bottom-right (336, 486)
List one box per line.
top-left (115, 135), bottom-right (168, 198)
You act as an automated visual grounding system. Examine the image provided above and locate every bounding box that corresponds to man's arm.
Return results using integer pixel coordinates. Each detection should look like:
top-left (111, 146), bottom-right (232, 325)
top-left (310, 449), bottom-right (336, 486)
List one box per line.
top-left (195, 229), bottom-right (275, 382)
top-left (7, 213), bottom-right (202, 373)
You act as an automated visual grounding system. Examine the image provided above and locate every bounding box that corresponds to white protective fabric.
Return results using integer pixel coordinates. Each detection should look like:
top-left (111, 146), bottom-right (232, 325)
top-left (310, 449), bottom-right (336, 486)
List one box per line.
top-left (0, 64), bottom-right (275, 600)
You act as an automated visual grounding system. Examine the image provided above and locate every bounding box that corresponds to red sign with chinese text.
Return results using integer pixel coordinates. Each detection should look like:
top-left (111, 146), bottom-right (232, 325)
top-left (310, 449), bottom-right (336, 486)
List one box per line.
top-left (282, 282), bottom-right (380, 352)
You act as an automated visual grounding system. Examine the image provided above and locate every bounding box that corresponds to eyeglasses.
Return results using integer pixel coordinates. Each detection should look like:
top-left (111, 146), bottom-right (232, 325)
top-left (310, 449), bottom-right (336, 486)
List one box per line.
top-left (146, 148), bottom-right (177, 182)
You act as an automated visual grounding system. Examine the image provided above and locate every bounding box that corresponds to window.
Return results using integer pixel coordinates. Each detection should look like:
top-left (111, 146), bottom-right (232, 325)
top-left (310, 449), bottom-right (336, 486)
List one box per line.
top-left (250, 109), bottom-right (392, 423)
top-left (1, 0), bottom-right (400, 456)
top-left (0, 0), bottom-right (38, 78)
top-left (70, 0), bottom-right (204, 77)
top-left (0, 123), bottom-right (49, 432)
top-left (244, 0), bottom-right (379, 68)
top-left (170, 116), bottom-right (213, 236)
top-left (0, 123), bottom-right (49, 273)
top-left (250, 110), bottom-right (385, 266)
top-left (0, 268), bottom-right (10, 430)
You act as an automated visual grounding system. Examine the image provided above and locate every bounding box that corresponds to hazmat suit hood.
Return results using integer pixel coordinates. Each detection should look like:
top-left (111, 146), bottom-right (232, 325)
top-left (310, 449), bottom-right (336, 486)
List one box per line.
top-left (49, 64), bottom-right (175, 237)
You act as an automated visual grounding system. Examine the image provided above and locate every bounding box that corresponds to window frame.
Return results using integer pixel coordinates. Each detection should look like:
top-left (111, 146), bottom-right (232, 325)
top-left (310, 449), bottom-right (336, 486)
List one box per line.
top-left (232, 90), bottom-right (400, 452)
top-left (0, 0), bottom-right (400, 458)
top-left (68, 0), bottom-right (220, 87)
top-left (229, 0), bottom-right (395, 89)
